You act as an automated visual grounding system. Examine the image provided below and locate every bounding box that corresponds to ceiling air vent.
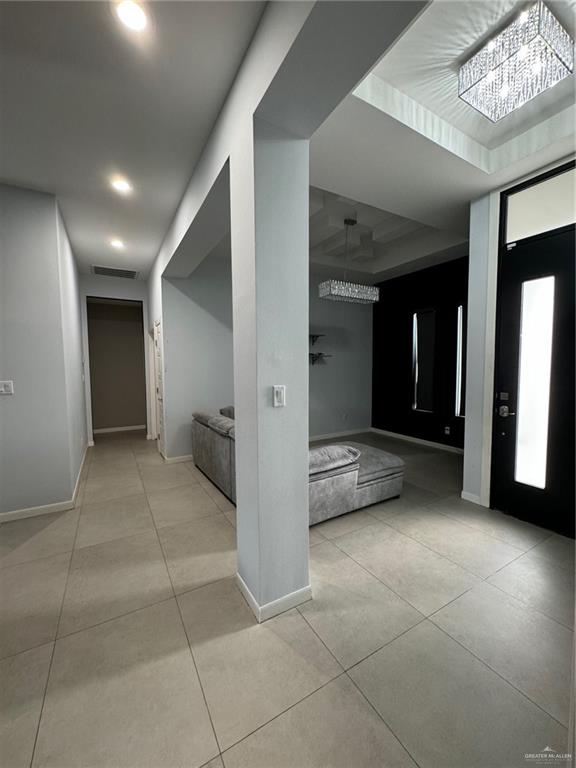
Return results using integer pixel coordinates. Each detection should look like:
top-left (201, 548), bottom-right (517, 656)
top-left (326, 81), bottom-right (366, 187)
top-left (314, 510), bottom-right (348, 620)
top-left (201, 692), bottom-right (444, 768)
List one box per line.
top-left (92, 266), bottom-right (139, 279)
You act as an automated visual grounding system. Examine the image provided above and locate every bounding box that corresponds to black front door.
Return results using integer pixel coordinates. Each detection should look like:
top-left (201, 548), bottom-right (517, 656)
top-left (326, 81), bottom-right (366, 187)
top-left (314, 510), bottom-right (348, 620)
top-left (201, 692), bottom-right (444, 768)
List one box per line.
top-left (491, 225), bottom-right (575, 537)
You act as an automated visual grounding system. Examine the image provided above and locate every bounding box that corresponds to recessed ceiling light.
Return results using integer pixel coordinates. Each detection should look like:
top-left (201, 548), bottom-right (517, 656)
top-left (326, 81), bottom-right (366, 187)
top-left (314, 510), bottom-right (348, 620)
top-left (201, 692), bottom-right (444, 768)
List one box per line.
top-left (110, 238), bottom-right (125, 250)
top-left (110, 176), bottom-right (133, 195)
top-left (116, 1), bottom-right (147, 31)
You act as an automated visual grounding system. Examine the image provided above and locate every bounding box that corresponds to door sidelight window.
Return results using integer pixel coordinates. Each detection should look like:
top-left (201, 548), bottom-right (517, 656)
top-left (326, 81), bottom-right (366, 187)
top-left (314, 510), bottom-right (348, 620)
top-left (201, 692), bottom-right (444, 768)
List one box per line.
top-left (514, 276), bottom-right (555, 489)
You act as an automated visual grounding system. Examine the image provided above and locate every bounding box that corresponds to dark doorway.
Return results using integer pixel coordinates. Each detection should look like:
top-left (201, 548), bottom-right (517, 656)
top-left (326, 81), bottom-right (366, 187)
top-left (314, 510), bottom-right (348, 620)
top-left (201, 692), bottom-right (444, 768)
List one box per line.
top-left (491, 213), bottom-right (575, 537)
top-left (87, 298), bottom-right (147, 434)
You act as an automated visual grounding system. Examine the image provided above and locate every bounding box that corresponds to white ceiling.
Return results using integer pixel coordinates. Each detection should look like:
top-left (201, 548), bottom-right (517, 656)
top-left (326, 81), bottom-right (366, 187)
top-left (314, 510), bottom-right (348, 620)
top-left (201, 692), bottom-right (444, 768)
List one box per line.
top-left (372, 0), bottom-right (576, 149)
top-left (308, 186), bottom-right (466, 277)
top-left (310, 1), bottom-right (575, 237)
top-left (0, 1), bottom-right (265, 276)
top-left (1, 0), bottom-right (573, 283)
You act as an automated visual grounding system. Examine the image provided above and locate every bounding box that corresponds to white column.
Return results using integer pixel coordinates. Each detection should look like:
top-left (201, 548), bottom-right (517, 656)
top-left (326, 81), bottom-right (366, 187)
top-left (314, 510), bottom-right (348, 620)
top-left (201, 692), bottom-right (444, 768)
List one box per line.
top-left (230, 117), bottom-right (310, 621)
top-left (462, 192), bottom-right (499, 507)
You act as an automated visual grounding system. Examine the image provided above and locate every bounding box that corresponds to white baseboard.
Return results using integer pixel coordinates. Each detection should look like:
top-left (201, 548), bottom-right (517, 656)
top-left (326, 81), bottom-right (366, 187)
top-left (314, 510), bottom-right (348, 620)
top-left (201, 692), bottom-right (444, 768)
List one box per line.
top-left (1, 443), bottom-right (89, 522)
top-left (310, 428), bottom-right (366, 441)
top-left (161, 453), bottom-right (193, 465)
top-left (370, 427), bottom-right (464, 455)
top-left (0, 498), bottom-right (76, 523)
top-left (461, 490), bottom-right (483, 505)
top-left (87, 440), bottom-right (95, 447)
top-left (93, 425), bottom-right (146, 434)
top-left (236, 573), bottom-right (312, 623)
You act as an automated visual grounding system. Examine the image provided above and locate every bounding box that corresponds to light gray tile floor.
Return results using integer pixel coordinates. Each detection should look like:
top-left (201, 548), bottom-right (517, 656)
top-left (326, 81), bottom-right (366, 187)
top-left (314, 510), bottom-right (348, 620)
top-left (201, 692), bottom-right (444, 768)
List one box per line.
top-left (0, 431), bottom-right (572, 767)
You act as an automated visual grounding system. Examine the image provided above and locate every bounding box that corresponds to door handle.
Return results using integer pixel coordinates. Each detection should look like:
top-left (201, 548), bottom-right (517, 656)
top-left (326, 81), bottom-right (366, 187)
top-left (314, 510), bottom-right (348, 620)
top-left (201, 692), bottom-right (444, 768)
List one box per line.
top-left (498, 405), bottom-right (516, 418)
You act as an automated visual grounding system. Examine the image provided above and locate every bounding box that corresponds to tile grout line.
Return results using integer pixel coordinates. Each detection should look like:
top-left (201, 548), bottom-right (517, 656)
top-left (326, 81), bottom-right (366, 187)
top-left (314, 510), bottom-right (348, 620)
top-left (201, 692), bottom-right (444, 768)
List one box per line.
top-left (133, 442), bottom-right (225, 762)
top-left (329, 521), bottom-right (574, 631)
top-left (344, 670), bottom-right (425, 768)
top-left (485, 532), bottom-right (561, 578)
top-left (429, 620), bottom-right (570, 731)
top-left (218, 672), bottom-right (350, 760)
top-left (328, 533), bottom-right (451, 617)
top-left (420, 496), bottom-right (555, 549)
top-left (328, 514), bottom-right (490, 582)
top-left (0, 546), bottom-right (77, 573)
top-left (344, 616), bottom-right (430, 674)
top-left (28, 443), bottom-right (93, 768)
top-left (485, 579), bottom-right (574, 632)
top-left (380, 515), bottom-right (525, 581)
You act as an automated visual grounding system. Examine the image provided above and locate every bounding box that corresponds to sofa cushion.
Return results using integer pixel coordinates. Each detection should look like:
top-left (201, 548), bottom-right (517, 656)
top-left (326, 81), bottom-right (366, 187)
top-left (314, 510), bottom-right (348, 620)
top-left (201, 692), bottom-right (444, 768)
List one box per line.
top-left (193, 411), bottom-right (215, 428)
top-left (208, 415), bottom-right (235, 437)
top-left (344, 441), bottom-right (405, 484)
top-left (220, 406), bottom-right (235, 419)
top-left (309, 445), bottom-right (361, 476)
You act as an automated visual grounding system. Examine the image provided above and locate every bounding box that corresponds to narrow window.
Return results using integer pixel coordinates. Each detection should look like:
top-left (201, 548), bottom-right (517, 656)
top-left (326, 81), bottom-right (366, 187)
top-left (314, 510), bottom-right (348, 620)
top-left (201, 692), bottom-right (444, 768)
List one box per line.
top-left (455, 305), bottom-right (465, 417)
top-left (514, 276), bottom-right (555, 489)
top-left (412, 310), bottom-right (435, 412)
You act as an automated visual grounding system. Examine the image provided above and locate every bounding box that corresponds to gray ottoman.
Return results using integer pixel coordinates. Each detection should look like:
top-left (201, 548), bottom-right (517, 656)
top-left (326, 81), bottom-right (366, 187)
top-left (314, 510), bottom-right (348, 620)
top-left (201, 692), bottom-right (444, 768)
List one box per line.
top-left (308, 441), bottom-right (404, 525)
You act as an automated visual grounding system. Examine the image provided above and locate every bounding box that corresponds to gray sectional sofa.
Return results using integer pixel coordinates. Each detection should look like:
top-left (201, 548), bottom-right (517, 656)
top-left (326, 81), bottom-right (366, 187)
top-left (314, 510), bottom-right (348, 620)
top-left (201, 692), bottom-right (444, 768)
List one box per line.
top-left (191, 409), bottom-right (404, 525)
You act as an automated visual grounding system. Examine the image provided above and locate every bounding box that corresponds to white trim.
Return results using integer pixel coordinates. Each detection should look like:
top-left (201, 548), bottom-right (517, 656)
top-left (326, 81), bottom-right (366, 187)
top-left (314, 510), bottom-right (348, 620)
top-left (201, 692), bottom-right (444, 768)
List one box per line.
top-left (87, 440), bottom-right (95, 447)
top-left (161, 453), bottom-right (193, 465)
top-left (80, 280), bottom-right (154, 448)
top-left (354, 75), bottom-right (575, 176)
top-left (0, 499), bottom-right (76, 522)
top-left (370, 427), bottom-right (464, 454)
top-left (71, 443), bottom-right (88, 503)
top-left (461, 490), bottom-right (482, 505)
top-left (310, 428), bottom-right (367, 441)
top-left (93, 425), bottom-right (146, 434)
top-left (1, 443), bottom-right (88, 522)
top-left (146, 434), bottom-right (155, 441)
top-left (479, 191), bottom-right (500, 507)
top-left (236, 573), bottom-right (312, 623)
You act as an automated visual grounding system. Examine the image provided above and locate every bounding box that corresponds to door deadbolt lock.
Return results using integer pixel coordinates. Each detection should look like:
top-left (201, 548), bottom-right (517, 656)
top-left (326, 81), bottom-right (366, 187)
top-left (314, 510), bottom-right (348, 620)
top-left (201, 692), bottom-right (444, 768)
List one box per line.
top-left (498, 405), bottom-right (516, 418)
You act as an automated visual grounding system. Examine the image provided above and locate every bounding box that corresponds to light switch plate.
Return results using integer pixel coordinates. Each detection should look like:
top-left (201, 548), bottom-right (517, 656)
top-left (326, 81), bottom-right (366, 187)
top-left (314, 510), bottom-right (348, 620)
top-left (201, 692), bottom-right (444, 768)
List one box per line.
top-left (0, 380), bottom-right (14, 395)
top-left (272, 385), bottom-right (286, 407)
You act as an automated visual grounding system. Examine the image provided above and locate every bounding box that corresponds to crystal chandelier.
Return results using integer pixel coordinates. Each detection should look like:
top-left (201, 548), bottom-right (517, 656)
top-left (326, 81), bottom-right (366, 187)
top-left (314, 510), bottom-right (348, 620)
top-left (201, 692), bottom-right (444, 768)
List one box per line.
top-left (318, 218), bottom-right (380, 304)
top-left (318, 279), bottom-right (379, 304)
top-left (458, 2), bottom-right (574, 123)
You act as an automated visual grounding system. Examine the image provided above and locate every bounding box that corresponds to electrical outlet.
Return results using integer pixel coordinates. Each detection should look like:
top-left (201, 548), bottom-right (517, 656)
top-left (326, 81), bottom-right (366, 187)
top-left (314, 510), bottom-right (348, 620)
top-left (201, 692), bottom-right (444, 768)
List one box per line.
top-left (444, 426), bottom-right (451, 435)
top-left (0, 380), bottom-right (14, 395)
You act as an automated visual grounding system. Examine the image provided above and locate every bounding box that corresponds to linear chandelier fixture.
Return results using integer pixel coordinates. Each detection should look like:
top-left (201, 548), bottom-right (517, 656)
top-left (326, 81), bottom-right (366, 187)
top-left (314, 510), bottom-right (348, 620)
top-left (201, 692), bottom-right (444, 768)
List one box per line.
top-left (458, 1), bottom-right (574, 123)
top-left (318, 279), bottom-right (380, 304)
top-left (318, 218), bottom-right (380, 305)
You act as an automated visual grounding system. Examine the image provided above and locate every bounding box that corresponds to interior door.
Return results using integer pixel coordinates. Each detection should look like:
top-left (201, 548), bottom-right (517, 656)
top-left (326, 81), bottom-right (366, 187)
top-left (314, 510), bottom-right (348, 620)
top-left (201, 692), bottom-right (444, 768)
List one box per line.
top-left (491, 225), bottom-right (575, 537)
top-left (153, 320), bottom-right (165, 456)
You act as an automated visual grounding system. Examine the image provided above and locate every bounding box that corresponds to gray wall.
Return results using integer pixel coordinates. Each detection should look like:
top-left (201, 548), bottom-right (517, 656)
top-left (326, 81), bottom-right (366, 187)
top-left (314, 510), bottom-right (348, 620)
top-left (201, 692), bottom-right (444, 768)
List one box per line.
top-left (309, 272), bottom-right (373, 437)
top-left (162, 241), bottom-right (234, 458)
top-left (87, 301), bottom-right (146, 430)
top-left (159, 255), bottom-right (373, 457)
top-left (57, 208), bottom-right (87, 486)
top-left (0, 184), bottom-right (86, 514)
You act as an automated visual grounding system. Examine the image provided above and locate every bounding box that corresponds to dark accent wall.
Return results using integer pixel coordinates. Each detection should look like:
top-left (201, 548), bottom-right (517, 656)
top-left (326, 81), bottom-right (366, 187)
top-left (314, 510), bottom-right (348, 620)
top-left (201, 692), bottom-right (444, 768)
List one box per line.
top-left (372, 258), bottom-right (469, 448)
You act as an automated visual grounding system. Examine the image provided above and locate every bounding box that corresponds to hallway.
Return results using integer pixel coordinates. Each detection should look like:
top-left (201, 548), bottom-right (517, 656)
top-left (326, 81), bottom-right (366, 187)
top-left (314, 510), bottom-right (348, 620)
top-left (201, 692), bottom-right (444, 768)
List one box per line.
top-left (1, 432), bottom-right (573, 768)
